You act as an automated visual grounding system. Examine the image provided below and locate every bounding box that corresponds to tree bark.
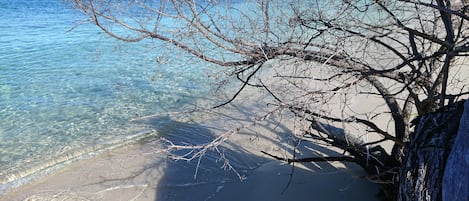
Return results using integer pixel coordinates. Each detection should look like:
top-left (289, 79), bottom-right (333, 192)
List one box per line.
top-left (442, 100), bottom-right (469, 201)
top-left (398, 100), bottom-right (467, 201)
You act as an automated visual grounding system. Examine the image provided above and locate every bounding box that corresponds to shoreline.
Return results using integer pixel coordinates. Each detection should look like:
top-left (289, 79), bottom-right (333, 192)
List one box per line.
top-left (1, 93), bottom-right (382, 201)
top-left (1, 141), bottom-right (381, 201)
top-left (0, 129), bottom-right (157, 195)
top-left (1, 138), bottom-right (381, 201)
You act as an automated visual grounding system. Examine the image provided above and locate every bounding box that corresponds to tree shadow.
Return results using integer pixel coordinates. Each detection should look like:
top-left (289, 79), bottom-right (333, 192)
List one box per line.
top-left (133, 115), bottom-right (262, 201)
top-left (130, 106), bottom-right (380, 201)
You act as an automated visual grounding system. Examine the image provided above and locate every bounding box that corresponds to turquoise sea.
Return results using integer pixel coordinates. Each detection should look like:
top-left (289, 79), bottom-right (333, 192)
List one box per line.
top-left (0, 0), bottom-right (216, 192)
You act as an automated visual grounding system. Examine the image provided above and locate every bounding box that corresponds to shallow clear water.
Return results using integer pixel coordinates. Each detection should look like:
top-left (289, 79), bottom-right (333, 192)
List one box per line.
top-left (0, 0), bottom-right (214, 190)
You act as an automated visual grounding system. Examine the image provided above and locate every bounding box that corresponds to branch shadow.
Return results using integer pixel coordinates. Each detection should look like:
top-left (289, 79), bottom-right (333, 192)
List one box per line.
top-left (131, 105), bottom-right (381, 201)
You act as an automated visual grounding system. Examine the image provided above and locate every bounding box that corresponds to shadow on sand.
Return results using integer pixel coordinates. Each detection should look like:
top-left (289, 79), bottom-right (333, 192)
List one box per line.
top-left (0, 111), bottom-right (381, 201)
top-left (135, 109), bottom-right (380, 201)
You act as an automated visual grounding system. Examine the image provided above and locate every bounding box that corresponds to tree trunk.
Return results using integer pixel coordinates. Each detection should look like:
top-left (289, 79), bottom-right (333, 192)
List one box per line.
top-left (442, 101), bottom-right (469, 201)
top-left (398, 100), bottom-right (468, 201)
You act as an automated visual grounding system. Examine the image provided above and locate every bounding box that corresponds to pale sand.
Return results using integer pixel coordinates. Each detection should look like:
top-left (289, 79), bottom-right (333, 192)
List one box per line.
top-left (1, 142), bottom-right (380, 201)
top-left (1, 87), bottom-right (382, 201)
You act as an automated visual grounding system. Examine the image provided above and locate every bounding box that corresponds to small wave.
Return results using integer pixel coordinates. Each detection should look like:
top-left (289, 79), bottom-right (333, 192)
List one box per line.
top-left (0, 129), bottom-right (157, 195)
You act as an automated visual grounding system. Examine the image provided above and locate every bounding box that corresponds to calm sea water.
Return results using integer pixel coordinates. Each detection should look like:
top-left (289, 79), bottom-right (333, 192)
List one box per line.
top-left (0, 0), bottom-right (215, 191)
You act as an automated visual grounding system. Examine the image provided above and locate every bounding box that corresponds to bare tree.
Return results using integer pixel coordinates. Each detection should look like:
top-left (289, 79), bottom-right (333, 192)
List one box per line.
top-left (71, 0), bottom-right (469, 199)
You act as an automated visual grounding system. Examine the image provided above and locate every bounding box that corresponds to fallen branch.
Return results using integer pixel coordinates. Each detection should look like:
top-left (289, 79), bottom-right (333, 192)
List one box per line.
top-left (260, 151), bottom-right (357, 164)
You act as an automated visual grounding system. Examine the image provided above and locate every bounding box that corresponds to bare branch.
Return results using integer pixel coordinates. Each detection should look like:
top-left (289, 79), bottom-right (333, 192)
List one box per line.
top-left (261, 150), bottom-right (357, 163)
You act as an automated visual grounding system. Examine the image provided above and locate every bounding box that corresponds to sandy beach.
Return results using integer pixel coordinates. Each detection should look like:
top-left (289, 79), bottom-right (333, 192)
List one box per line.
top-left (1, 88), bottom-right (383, 201)
top-left (1, 141), bottom-right (381, 201)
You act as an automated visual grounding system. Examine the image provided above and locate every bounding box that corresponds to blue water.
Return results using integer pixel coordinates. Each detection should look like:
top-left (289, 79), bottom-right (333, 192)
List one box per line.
top-left (0, 0), bottom-right (215, 191)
